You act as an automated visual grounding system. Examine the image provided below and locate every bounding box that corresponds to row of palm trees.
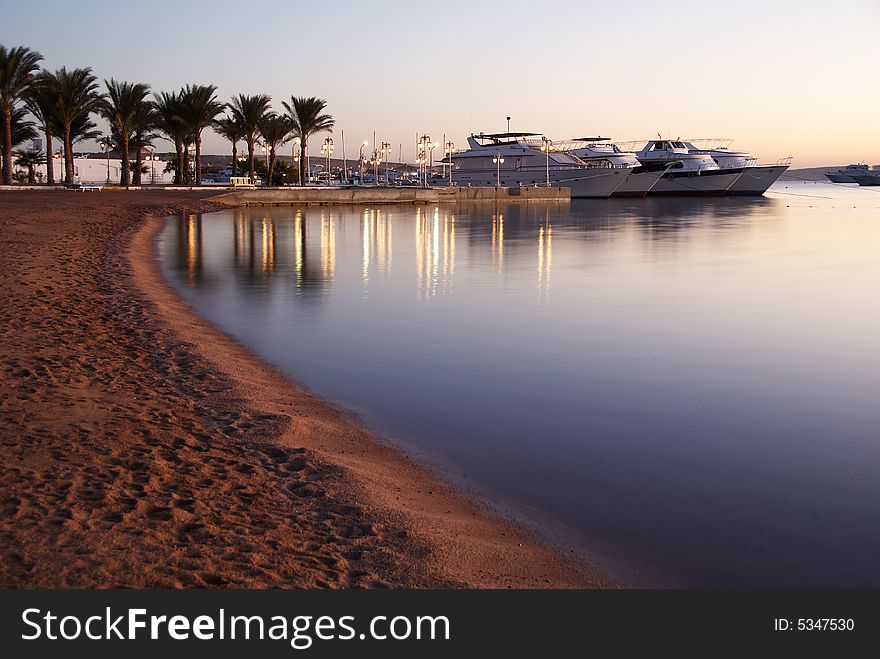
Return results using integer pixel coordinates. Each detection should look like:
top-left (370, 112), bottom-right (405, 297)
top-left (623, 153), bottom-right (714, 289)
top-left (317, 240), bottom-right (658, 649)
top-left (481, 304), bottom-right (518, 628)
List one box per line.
top-left (0, 44), bottom-right (335, 186)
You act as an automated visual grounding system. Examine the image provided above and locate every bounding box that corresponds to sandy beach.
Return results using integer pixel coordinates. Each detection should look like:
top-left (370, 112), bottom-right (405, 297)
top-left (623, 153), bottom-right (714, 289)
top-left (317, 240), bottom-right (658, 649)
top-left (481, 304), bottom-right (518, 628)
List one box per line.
top-left (0, 190), bottom-right (601, 589)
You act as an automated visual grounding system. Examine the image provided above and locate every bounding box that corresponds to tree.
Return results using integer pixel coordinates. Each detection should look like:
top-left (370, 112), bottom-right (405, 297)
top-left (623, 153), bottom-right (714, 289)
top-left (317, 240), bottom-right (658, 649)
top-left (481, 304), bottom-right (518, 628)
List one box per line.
top-left (130, 102), bottom-right (158, 185)
top-left (100, 79), bottom-right (151, 185)
top-left (282, 96), bottom-right (334, 186)
top-left (229, 93), bottom-right (271, 180)
top-left (0, 45), bottom-right (43, 184)
top-left (52, 67), bottom-right (103, 183)
top-left (177, 84), bottom-right (224, 186)
top-left (257, 113), bottom-right (292, 186)
top-left (154, 91), bottom-right (187, 184)
top-left (14, 148), bottom-right (43, 183)
top-left (24, 71), bottom-right (59, 184)
top-left (212, 114), bottom-right (244, 176)
top-left (0, 107), bottom-right (37, 170)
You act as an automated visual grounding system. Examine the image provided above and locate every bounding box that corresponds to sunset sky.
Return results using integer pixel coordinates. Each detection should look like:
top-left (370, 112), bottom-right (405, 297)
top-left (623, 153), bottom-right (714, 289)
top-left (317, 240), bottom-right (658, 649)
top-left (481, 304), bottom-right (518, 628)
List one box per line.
top-left (3, 0), bottom-right (878, 167)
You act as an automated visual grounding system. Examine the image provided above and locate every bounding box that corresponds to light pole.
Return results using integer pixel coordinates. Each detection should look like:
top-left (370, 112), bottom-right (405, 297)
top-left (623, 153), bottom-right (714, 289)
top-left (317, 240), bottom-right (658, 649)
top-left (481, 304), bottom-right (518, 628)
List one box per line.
top-left (146, 151), bottom-right (159, 184)
top-left (320, 137), bottom-right (334, 186)
top-left (418, 135), bottom-right (433, 187)
top-left (541, 136), bottom-right (552, 187)
top-left (358, 141), bottom-right (368, 185)
top-left (445, 141), bottom-right (455, 186)
top-left (262, 141), bottom-right (273, 184)
top-left (99, 138), bottom-right (115, 184)
top-left (291, 137), bottom-right (301, 186)
top-left (381, 141), bottom-right (392, 184)
top-left (371, 149), bottom-right (381, 186)
top-left (506, 116), bottom-right (511, 134)
top-left (492, 153), bottom-right (505, 188)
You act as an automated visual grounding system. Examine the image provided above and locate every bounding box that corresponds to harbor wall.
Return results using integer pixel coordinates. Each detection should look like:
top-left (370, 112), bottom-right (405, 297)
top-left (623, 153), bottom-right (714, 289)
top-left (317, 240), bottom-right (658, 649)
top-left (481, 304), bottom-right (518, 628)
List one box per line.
top-left (213, 186), bottom-right (570, 206)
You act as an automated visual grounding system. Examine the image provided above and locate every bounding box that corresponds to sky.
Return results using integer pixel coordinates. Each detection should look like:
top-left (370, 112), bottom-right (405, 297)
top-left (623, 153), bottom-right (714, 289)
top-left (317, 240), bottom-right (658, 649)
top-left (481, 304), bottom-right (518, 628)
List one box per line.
top-left (2, 0), bottom-right (878, 167)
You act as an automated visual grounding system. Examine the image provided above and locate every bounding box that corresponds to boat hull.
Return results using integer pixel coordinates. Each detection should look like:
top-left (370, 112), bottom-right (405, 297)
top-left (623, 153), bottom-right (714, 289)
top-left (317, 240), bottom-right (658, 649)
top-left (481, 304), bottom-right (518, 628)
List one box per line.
top-left (611, 168), bottom-right (743, 197)
top-left (853, 174), bottom-right (880, 186)
top-left (446, 167), bottom-right (631, 198)
top-left (825, 173), bottom-right (857, 183)
top-left (725, 165), bottom-right (789, 196)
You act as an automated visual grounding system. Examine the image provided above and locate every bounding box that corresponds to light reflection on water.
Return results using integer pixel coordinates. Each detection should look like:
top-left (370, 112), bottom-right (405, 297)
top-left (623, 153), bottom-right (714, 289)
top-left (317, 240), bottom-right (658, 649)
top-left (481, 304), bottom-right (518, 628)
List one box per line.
top-left (159, 184), bottom-right (880, 587)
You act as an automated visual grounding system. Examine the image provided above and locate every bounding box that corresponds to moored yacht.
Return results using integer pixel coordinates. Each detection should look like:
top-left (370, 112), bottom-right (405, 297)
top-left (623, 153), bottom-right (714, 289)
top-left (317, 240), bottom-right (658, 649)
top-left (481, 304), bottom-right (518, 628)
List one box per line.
top-left (825, 163), bottom-right (870, 183)
top-left (852, 170), bottom-right (880, 186)
top-left (609, 139), bottom-right (742, 197)
top-left (683, 139), bottom-right (790, 195)
top-left (436, 132), bottom-right (631, 198)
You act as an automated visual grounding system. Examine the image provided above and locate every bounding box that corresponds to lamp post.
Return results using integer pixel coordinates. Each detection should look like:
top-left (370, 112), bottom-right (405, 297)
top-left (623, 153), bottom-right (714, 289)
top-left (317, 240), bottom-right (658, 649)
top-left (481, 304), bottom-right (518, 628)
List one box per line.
top-left (358, 141), bottom-right (368, 186)
top-left (98, 138), bottom-right (115, 184)
top-left (262, 141), bottom-right (273, 184)
top-left (381, 141), bottom-right (392, 184)
top-left (145, 151), bottom-right (159, 184)
top-left (506, 116), bottom-right (511, 135)
top-left (445, 141), bottom-right (455, 186)
top-left (540, 136), bottom-right (552, 187)
top-left (291, 137), bottom-right (301, 186)
top-left (492, 153), bottom-right (505, 188)
top-left (371, 149), bottom-right (381, 186)
top-left (320, 137), bottom-right (334, 186)
top-left (418, 135), bottom-right (433, 187)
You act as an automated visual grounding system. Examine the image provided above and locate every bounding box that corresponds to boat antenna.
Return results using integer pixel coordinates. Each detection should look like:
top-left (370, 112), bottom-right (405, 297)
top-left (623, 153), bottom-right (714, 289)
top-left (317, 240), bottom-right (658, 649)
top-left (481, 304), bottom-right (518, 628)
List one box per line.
top-left (657, 132), bottom-right (662, 139)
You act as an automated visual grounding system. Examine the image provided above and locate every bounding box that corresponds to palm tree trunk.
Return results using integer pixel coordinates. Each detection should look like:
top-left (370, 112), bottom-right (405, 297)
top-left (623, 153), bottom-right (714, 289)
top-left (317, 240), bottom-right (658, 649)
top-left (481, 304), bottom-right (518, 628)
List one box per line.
top-left (195, 135), bottom-right (202, 186)
top-left (27, 165), bottom-right (36, 184)
top-left (45, 127), bottom-right (54, 185)
top-left (300, 141), bottom-right (307, 186)
top-left (247, 139), bottom-right (255, 180)
top-left (121, 135), bottom-right (130, 186)
top-left (134, 145), bottom-right (143, 185)
top-left (267, 150), bottom-right (276, 186)
top-left (175, 142), bottom-right (183, 185)
top-left (231, 144), bottom-right (237, 177)
top-left (64, 126), bottom-right (74, 184)
top-left (2, 109), bottom-right (12, 185)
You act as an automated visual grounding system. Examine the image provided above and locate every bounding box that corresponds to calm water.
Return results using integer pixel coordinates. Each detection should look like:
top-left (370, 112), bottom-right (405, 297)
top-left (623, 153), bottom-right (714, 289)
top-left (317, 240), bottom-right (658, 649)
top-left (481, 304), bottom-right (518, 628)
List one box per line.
top-left (158, 182), bottom-right (880, 587)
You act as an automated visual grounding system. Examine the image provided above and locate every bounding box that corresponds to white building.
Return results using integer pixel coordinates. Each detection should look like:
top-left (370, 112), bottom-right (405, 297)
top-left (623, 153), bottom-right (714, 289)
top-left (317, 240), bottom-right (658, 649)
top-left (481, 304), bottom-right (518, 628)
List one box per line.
top-left (34, 157), bottom-right (174, 184)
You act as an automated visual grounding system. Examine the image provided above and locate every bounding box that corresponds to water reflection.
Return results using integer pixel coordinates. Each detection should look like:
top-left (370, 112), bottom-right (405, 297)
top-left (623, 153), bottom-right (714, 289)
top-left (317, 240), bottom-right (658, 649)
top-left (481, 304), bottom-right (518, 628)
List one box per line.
top-left (158, 190), bottom-right (880, 587)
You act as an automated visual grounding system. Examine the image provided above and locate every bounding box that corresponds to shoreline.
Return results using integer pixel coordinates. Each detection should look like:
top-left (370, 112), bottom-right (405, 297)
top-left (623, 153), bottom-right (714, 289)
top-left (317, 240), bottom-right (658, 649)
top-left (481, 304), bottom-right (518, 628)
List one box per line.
top-left (0, 190), bottom-right (603, 588)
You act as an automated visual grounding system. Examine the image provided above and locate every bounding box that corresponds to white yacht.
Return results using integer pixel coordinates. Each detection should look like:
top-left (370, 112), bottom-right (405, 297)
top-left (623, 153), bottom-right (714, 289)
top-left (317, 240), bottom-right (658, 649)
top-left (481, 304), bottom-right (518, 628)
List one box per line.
top-left (824, 164), bottom-right (872, 183)
top-left (608, 139), bottom-right (743, 197)
top-left (684, 139), bottom-right (790, 195)
top-left (436, 132), bottom-right (631, 198)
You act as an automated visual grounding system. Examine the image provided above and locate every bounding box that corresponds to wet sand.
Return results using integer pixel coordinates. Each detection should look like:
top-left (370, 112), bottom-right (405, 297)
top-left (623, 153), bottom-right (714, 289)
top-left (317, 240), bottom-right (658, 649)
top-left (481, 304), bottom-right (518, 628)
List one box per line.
top-left (0, 190), bottom-right (602, 588)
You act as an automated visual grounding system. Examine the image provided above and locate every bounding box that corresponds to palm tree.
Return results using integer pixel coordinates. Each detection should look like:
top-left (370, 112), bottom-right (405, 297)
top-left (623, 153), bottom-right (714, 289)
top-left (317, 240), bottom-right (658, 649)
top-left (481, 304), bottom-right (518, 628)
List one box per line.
top-left (0, 45), bottom-right (43, 184)
top-left (257, 113), bottom-right (292, 185)
top-left (212, 114), bottom-right (244, 176)
top-left (0, 107), bottom-right (37, 176)
top-left (154, 91), bottom-right (187, 184)
top-left (130, 102), bottom-right (158, 185)
top-left (229, 93), bottom-right (271, 180)
top-left (52, 67), bottom-right (103, 183)
top-left (14, 148), bottom-right (43, 183)
top-left (100, 79), bottom-right (151, 186)
top-left (24, 71), bottom-right (58, 184)
top-left (177, 84), bottom-right (224, 186)
top-left (282, 96), bottom-right (334, 186)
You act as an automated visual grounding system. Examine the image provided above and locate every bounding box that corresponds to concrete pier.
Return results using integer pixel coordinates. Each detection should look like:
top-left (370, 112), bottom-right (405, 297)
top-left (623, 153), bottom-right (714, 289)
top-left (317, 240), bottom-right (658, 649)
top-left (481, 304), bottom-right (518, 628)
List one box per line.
top-left (213, 186), bottom-right (569, 206)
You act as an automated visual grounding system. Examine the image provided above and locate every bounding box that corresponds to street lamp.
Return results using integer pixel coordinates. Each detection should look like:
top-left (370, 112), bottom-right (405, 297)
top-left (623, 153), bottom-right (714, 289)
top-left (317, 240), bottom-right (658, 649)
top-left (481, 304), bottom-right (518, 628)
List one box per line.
top-left (262, 141), bottom-right (273, 184)
top-left (320, 137), bottom-right (334, 186)
top-left (492, 153), bottom-right (505, 188)
top-left (418, 135), bottom-right (434, 187)
top-left (145, 151), bottom-right (160, 184)
top-left (445, 141), bottom-right (455, 186)
top-left (291, 137), bottom-right (301, 186)
top-left (381, 141), bottom-right (392, 184)
top-left (98, 138), bottom-right (115, 184)
top-left (358, 140), bottom-right (368, 185)
top-left (540, 136), bottom-right (552, 187)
